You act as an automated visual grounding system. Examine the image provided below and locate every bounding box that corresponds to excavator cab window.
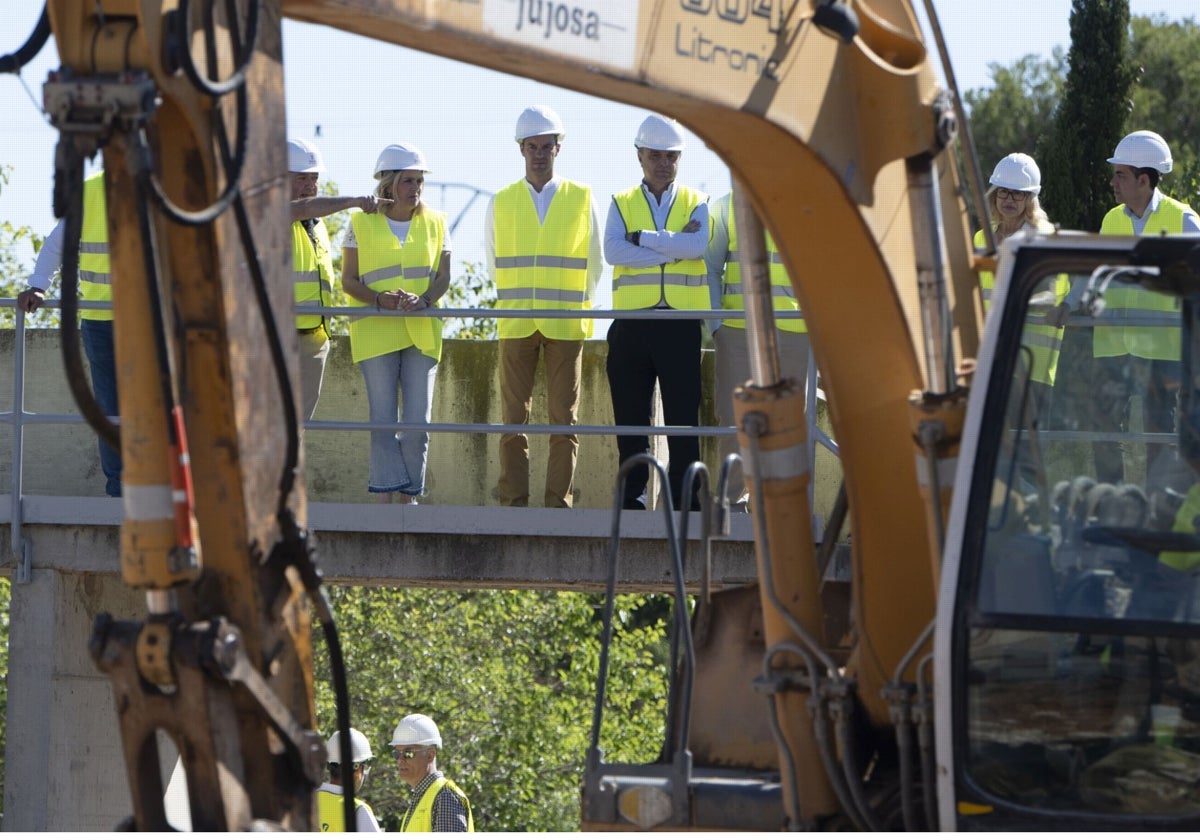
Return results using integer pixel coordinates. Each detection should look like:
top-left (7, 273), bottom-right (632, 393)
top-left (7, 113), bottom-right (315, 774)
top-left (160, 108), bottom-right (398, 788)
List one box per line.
top-left (950, 240), bottom-right (1200, 827)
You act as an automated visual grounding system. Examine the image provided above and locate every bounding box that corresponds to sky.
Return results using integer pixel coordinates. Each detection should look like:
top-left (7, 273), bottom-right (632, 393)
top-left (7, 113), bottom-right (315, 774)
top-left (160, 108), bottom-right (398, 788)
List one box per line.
top-left (0, 1), bottom-right (1193, 296)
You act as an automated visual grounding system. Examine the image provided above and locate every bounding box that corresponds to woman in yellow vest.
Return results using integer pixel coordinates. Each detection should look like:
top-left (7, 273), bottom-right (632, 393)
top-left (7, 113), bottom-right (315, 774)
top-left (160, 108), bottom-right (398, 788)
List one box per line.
top-left (974, 153), bottom-right (1066, 388)
top-left (341, 143), bottom-right (451, 504)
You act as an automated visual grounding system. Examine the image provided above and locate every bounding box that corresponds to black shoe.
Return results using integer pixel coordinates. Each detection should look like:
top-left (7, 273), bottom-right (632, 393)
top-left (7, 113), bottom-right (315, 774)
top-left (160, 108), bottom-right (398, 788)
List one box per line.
top-left (622, 499), bottom-right (646, 511)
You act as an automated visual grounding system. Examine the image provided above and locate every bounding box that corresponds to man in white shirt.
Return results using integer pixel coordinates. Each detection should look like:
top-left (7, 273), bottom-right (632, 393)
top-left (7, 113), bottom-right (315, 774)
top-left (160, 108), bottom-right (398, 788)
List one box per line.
top-left (485, 106), bottom-right (602, 508)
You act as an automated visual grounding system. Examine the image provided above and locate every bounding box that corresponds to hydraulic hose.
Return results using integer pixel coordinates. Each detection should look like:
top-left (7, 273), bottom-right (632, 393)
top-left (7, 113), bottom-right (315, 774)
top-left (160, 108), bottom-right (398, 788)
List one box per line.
top-left (0, 6), bottom-right (50, 74)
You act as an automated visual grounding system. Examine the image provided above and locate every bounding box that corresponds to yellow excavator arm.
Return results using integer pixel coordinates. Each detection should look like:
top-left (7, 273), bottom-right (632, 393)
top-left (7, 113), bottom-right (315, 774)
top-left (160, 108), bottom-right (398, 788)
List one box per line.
top-left (39, 0), bottom-right (1010, 831)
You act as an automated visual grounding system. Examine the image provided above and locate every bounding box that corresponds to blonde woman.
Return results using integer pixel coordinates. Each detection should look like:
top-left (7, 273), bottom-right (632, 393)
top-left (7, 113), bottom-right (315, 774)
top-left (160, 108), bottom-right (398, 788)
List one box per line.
top-left (341, 143), bottom-right (451, 504)
top-left (975, 152), bottom-right (1053, 313)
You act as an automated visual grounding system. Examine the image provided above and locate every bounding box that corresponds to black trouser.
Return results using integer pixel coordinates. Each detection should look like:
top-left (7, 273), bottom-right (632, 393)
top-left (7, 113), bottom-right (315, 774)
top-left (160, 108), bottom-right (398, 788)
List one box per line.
top-left (606, 317), bottom-right (702, 510)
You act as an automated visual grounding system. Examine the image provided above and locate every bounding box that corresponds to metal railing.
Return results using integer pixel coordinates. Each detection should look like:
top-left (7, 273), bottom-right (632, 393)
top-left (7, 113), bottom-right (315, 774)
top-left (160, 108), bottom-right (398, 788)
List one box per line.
top-left (0, 298), bottom-right (833, 574)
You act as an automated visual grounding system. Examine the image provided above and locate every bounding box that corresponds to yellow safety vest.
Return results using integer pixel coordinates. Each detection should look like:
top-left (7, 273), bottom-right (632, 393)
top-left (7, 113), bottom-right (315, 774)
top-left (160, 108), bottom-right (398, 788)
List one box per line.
top-left (400, 776), bottom-right (474, 832)
top-left (79, 172), bottom-right (112, 322)
top-left (974, 224), bottom-right (1066, 385)
top-left (493, 180), bottom-right (593, 341)
top-left (1161, 482), bottom-right (1200, 572)
top-left (1093, 196), bottom-right (1193, 361)
top-left (611, 185), bottom-right (709, 311)
top-left (293, 218), bottom-right (334, 332)
top-left (317, 788), bottom-right (375, 832)
top-left (348, 210), bottom-right (446, 364)
top-left (721, 200), bottom-right (804, 333)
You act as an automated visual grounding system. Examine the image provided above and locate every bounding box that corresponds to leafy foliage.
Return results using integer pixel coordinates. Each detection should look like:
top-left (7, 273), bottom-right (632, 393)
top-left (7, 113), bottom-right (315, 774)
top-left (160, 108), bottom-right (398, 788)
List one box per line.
top-left (1128, 14), bottom-right (1200, 205)
top-left (964, 49), bottom-right (1066, 181)
top-left (1037, 0), bottom-right (1136, 231)
top-left (440, 261), bottom-right (497, 340)
top-left (963, 12), bottom-right (1200, 231)
top-left (311, 587), bottom-right (672, 831)
top-left (0, 165), bottom-right (50, 328)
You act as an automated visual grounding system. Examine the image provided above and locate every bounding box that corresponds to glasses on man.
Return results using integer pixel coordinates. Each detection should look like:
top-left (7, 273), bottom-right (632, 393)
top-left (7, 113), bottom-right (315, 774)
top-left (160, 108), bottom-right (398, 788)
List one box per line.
top-left (393, 747), bottom-right (428, 760)
top-left (995, 188), bottom-right (1029, 201)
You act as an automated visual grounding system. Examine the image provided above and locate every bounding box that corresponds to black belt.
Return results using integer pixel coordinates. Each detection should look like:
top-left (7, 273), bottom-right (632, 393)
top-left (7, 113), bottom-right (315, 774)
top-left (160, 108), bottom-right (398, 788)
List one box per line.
top-left (297, 323), bottom-right (326, 335)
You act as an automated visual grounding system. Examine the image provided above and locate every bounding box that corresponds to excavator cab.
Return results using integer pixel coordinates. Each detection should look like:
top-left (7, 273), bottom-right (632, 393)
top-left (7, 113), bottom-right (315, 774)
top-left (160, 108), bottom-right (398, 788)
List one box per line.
top-left (939, 235), bottom-right (1200, 829)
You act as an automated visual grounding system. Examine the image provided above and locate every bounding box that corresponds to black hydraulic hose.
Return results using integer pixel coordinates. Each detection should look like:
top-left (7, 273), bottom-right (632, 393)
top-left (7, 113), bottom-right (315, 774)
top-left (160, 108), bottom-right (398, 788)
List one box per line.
top-left (590, 454), bottom-right (696, 768)
top-left (314, 588), bottom-right (357, 833)
top-left (231, 188), bottom-right (300, 518)
top-left (895, 699), bottom-right (917, 831)
top-left (0, 5), bottom-right (50, 74)
top-left (916, 653), bottom-right (938, 831)
top-left (191, 0), bottom-right (299, 511)
top-left (57, 159), bottom-right (121, 450)
top-left (145, 84), bottom-right (249, 226)
top-left (663, 461), bottom-right (706, 758)
top-left (832, 702), bottom-right (885, 831)
top-left (176, 0), bottom-right (260, 96)
top-left (129, 140), bottom-right (185, 459)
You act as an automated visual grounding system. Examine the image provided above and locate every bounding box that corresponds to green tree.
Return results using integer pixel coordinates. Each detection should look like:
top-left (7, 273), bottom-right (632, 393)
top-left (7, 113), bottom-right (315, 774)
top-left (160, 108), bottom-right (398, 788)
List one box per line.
top-left (440, 261), bottom-right (497, 340)
top-left (0, 165), bottom-right (50, 328)
top-left (312, 587), bottom-right (671, 831)
top-left (1037, 0), bottom-right (1136, 231)
top-left (1128, 15), bottom-right (1200, 206)
top-left (964, 50), bottom-right (1066, 179)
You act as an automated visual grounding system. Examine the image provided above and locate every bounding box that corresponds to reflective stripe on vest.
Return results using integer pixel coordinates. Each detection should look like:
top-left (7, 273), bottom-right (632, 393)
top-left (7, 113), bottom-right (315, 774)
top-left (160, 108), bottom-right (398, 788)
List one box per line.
top-left (493, 180), bottom-right (593, 340)
top-left (1094, 197), bottom-right (1192, 360)
top-left (973, 225), bottom-right (1065, 384)
top-left (401, 777), bottom-right (474, 832)
top-left (80, 173), bottom-right (113, 322)
top-left (722, 202), bottom-right (805, 333)
top-left (611, 185), bottom-right (709, 311)
top-left (317, 789), bottom-right (374, 832)
top-left (293, 218), bottom-right (335, 331)
top-left (348, 210), bottom-right (446, 364)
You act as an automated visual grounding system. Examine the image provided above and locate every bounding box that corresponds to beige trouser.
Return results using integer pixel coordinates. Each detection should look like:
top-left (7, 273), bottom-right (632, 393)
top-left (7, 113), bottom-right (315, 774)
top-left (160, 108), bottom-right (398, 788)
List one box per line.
top-left (713, 326), bottom-right (811, 502)
top-left (498, 332), bottom-right (584, 507)
top-left (299, 325), bottom-right (331, 421)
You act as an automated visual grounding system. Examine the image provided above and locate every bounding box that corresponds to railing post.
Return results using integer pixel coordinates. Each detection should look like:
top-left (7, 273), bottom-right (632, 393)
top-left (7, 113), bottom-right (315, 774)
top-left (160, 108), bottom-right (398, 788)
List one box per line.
top-left (11, 305), bottom-right (31, 583)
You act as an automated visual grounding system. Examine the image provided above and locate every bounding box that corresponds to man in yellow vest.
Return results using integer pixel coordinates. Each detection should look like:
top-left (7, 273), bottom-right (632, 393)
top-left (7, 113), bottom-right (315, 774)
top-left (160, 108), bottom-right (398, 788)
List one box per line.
top-left (705, 191), bottom-right (809, 510)
top-left (317, 728), bottom-right (381, 832)
top-left (18, 170), bottom-right (122, 496)
top-left (486, 106), bottom-right (601, 508)
top-left (604, 114), bottom-right (710, 511)
top-left (391, 713), bottom-right (473, 832)
top-left (288, 138), bottom-right (390, 420)
top-left (1092, 130), bottom-right (1200, 484)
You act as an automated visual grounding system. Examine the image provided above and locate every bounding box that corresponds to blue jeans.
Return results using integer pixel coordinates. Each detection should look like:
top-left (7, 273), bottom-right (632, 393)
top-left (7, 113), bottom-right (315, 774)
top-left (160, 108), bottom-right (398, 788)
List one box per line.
top-left (81, 318), bottom-right (122, 497)
top-left (358, 348), bottom-right (437, 496)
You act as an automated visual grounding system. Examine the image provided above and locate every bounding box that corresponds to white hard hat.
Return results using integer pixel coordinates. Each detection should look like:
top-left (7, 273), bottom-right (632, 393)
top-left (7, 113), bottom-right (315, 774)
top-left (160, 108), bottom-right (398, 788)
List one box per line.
top-left (374, 143), bottom-right (431, 178)
top-left (515, 105), bottom-right (565, 143)
top-left (389, 713), bottom-right (442, 748)
top-left (1107, 130), bottom-right (1173, 174)
top-left (326, 728), bottom-right (374, 765)
top-left (989, 153), bottom-right (1041, 195)
top-left (635, 114), bottom-right (686, 151)
top-left (287, 138), bottom-right (325, 174)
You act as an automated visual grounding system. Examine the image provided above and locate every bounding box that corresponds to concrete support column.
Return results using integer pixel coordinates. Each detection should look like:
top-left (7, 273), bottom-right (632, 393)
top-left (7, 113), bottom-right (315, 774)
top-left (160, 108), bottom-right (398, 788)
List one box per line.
top-left (3, 569), bottom-right (141, 831)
